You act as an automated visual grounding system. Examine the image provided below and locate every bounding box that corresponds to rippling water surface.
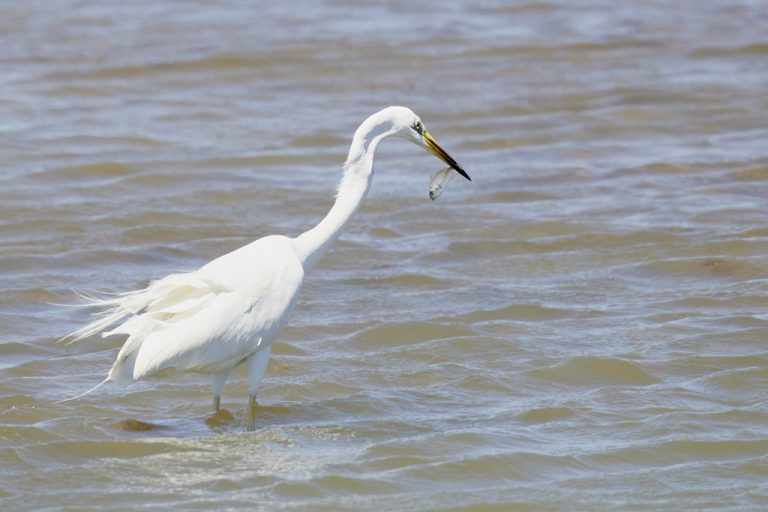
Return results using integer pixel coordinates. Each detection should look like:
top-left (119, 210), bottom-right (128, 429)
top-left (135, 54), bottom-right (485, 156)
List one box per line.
top-left (2, 1), bottom-right (768, 510)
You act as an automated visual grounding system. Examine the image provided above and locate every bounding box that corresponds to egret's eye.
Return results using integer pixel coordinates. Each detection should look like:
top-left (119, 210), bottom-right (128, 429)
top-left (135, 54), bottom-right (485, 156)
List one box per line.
top-left (413, 120), bottom-right (423, 134)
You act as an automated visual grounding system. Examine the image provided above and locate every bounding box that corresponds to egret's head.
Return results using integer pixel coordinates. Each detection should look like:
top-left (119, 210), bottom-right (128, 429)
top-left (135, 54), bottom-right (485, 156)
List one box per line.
top-left (382, 106), bottom-right (471, 181)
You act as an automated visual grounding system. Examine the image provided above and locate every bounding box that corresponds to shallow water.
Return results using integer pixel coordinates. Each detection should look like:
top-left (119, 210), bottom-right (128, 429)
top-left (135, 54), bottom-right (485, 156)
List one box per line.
top-left (2, 0), bottom-right (768, 510)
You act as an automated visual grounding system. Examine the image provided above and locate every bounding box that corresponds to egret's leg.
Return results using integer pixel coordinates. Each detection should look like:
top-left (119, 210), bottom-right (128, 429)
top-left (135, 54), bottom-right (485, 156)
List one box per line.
top-left (248, 394), bottom-right (257, 418)
top-left (245, 346), bottom-right (273, 429)
top-left (211, 371), bottom-right (229, 412)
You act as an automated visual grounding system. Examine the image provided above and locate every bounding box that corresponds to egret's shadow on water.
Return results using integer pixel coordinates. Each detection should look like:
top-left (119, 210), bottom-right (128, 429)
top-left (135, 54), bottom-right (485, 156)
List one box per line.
top-left (111, 409), bottom-right (246, 434)
top-left (106, 401), bottom-right (345, 436)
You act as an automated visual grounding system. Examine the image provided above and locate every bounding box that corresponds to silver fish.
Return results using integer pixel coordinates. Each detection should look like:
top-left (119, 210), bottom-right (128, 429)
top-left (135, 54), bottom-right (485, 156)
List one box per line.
top-left (429, 166), bottom-right (454, 201)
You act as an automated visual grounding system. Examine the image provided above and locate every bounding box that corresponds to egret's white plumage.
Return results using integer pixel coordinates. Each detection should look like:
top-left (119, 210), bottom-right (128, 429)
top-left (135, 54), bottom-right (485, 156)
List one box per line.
top-left (63, 106), bottom-right (470, 419)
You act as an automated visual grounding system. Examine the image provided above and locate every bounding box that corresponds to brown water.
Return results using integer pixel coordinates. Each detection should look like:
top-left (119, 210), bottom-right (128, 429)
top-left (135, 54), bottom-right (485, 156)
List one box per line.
top-left (2, 1), bottom-right (768, 510)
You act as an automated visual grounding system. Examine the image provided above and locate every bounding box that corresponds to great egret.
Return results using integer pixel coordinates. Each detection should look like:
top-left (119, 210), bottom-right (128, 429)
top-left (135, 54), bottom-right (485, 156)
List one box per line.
top-left (63, 106), bottom-right (470, 422)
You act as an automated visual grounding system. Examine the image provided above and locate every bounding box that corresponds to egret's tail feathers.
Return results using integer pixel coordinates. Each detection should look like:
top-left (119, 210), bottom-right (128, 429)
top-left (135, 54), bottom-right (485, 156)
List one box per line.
top-left (61, 312), bottom-right (125, 345)
top-left (57, 376), bottom-right (111, 404)
top-left (58, 272), bottom-right (223, 344)
top-left (58, 293), bottom-right (129, 344)
top-left (57, 287), bottom-right (148, 344)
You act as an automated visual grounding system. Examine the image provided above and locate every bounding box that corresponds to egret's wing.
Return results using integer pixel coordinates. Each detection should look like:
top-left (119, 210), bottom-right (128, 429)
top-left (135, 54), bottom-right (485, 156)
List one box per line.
top-left (130, 289), bottom-right (257, 379)
top-left (130, 243), bottom-right (305, 379)
top-left (98, 272), bottom-right (229, 379)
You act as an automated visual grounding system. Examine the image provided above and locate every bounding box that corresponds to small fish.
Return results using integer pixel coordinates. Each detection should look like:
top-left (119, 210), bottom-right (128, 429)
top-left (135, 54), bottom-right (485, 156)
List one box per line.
top-left (429, 166), bottom-right (454, 201)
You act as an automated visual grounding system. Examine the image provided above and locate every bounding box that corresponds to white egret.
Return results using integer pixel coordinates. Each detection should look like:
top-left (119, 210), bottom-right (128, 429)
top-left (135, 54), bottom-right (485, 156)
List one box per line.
top-left (63, 106), bottom-right (470, 422)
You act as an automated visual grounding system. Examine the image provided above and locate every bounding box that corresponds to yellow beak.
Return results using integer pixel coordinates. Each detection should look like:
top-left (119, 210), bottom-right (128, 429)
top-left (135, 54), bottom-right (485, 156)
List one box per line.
top-left (423, 131), bottom-right (471, 181)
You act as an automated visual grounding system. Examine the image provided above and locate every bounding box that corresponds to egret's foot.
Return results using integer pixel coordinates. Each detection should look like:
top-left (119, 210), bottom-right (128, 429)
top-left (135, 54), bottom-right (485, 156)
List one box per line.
top-left (205, 409), bottom-right (235, 429)
top-left (115, 419), bottom-right (165, 432)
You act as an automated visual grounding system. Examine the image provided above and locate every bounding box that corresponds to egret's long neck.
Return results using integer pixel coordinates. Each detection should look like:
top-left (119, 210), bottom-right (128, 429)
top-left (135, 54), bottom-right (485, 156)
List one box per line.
top-left (293, 123), bottom-right (390, 271)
